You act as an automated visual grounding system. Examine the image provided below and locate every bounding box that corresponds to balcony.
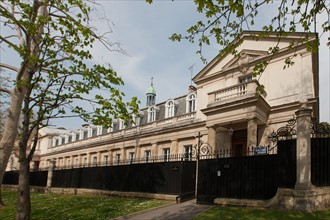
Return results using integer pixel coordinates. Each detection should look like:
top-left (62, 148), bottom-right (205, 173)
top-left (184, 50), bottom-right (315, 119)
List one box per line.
top-left (208, 80), bottom-right (262, 105)
top-left (202, 80), bottom-right (270, 125)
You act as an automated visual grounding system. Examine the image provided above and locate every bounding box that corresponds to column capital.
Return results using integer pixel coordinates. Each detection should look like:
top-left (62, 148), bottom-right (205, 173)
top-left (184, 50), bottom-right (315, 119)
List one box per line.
top-left (206, 125), bottom-right (217, 129)
top-left (295, 101), bottom-right (313, 118)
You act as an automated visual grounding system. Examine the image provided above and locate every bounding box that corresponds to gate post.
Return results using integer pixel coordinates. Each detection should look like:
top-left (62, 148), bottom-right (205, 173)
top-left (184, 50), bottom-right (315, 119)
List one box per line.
top-left (46, 160), bottom-right (56, 187)
top-left (294, 101), bottom-right (313, 190)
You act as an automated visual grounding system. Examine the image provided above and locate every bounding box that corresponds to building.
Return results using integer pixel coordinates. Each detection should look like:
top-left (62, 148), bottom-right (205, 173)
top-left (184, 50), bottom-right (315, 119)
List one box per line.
top-left (7, 31), bottom-right (319, 171)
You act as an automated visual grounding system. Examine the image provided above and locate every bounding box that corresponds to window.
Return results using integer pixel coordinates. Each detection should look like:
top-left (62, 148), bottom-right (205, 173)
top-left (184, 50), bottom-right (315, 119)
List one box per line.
top-left (83, 130), bottom-right (88, 139)
top-left (107, 127), bottom-right (112, 133)
top-left (93, 156), bottom-right (97, 166)
top-left (163, 148), bottom-right (170, 162)
top-left (116, 154), bottom-right (121, 165)
top-left (104, 155), bottom-right (108, 166)
top-left (132, 114), bottom-right (140, 126)
top-left (119, 119), bottom-right (125, 130)
top-left (68, 135), bottom-right (72, 143)
top-left (186, 93), bottom-right (196, 113)
top-left (129, 152), bottom-right (135, 164)
top-left (147, 106), bottom-right (157, 123)
top-left (79, 130), bottom-right (84, 140)
top-left (84, 157), bottom-right (87, 167)
top-left (165, 100), bottom-right (175, 118)
top-left (75, 158), bottom-right (78, 167)
top-left (239, 75), bottom-right (252, 84)
top-left (92, 128), bottom-right (97, 137)
top-left (64, 135), bottom-right (69, 144)
top-left (184, 145), bottom-right (193, 161)
top-left (72, 133), bottom-right (77, 142)
top-left (144, 150), bottom-right (151, 163)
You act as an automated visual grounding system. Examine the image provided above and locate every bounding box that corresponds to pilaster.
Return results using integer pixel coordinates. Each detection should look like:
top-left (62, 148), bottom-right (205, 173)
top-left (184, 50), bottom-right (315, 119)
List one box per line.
top-left (247, 118), bottom-right (258, 148)
top-left (207, 126), bottom-right (217, 151)
top-left (172, 139), bottom-right (179, 155)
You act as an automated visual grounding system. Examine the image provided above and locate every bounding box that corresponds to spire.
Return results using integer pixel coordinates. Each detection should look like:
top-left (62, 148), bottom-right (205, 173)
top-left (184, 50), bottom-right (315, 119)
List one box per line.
top-left (146, 77), bottom-right (156, 106)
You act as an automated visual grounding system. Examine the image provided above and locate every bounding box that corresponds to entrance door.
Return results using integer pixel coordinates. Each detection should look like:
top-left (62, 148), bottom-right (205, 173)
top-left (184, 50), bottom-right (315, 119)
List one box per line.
top-left (232, 129), bottom-right (247, 156)
top-left (234, 144), bottom-right (243, 157)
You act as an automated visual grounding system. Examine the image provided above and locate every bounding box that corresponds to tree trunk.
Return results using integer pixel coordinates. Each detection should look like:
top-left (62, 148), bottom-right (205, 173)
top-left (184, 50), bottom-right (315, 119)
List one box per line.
top-left (16, 159), bottom-right (31, 220)
top-left (0, 89), bottom-right (25, 207)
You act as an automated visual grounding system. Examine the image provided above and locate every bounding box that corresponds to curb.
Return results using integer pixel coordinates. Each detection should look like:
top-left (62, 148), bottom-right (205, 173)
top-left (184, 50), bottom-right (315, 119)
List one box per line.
top-left (111, 201), bottom-right (177, 220)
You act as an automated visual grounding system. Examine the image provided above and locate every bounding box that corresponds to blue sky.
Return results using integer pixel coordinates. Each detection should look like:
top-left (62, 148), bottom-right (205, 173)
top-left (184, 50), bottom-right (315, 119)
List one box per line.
top-left (88, 1), bottom-right (330, 128)
top-left (1, 1), bottom-right (329, 129)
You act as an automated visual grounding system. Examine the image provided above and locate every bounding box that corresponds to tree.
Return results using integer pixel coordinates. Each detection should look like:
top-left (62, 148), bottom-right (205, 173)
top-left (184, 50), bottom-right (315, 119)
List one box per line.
top-left (0, 0), bottom-right (139, 216)
top-left (320, 122), bottom-right (330, 132)
top-left (0, 75), bottom-right (10, 139)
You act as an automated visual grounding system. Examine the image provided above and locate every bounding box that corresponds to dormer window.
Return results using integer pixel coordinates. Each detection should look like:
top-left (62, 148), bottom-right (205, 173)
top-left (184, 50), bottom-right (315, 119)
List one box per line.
top-left (165, 100), bottom-right (175, 118)
top-left (132, 113), bottom-right (141, 126)
top-left (118, 119), bottom-right (125, 130)
top-left (147, 106), bottom-right (157, 123)
top-left (186, 93), bottom-right (196, 113)
top-left (239, 75), bottom-right (252, 84)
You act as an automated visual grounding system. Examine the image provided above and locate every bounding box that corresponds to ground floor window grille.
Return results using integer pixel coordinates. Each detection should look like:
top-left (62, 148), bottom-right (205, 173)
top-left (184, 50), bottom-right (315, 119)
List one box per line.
top-left (93, 156), bottom-right (97, 166)
top-left (129, 152), bottom-right (135, 164)
top-left (116, 154), bottom-right (121, 165)
top-left (144, 150), bottom-right (151, 163)
top-left (163, 148), bottom-right (170, 162)
top-left (104, 155), bottom-right (108, 165)
top-left (184, 145), bottom-right (193, 160)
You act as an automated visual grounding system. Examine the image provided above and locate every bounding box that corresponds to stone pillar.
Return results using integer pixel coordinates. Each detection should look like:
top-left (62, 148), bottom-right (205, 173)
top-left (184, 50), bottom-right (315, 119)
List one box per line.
top-left (247, 118), bottom-right (258, 148)
top-left (47, 160), bottom-right (56, 187)
top-left (108, 150), bottom-right (113, 165)
top-left (295, 102), bottom-right (313, 190)
top-left (120, 148), bottom-right (126, 163)
top-left (207, 126), bottom-right (217, 151)
top-left (70, 156), bottom-right (74, 168)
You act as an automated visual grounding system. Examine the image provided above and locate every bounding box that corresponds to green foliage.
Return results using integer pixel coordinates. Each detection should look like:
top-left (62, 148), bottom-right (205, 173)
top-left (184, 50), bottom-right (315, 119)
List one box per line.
top-left (149, 0), bottom-right (329, 96)
top-left (320, 122), bottom-right (330, 132)
top-left (194, 205), bottom-right (330, 220)
top-left (0, 0), bottom-right (140, 131)
top-left (0, 190), bottom-right (168, 220)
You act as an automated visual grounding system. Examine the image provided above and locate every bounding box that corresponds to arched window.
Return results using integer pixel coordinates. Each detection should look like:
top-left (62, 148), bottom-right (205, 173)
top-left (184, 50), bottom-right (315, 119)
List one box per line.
top-left (186, 93), bottom-right (196, 113)
top-left (147, 106), bottom-right (157, 123)
top-left (165, 100), bottom-right (175, 118)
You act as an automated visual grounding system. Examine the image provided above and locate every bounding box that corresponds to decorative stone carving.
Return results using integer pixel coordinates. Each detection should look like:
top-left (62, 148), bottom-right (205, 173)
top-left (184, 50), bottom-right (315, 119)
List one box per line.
top-left (237, 53), bottom-right (254, 73)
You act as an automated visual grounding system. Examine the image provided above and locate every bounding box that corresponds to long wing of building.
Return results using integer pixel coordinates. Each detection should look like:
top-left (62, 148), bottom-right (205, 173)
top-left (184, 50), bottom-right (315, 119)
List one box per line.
top-left (7, 31), bottom-right (319, 171)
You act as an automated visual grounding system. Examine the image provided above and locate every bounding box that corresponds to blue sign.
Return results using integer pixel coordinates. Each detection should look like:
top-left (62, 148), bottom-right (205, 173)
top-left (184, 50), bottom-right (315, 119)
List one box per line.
top-left (254, 146), bottom-right (268, 155)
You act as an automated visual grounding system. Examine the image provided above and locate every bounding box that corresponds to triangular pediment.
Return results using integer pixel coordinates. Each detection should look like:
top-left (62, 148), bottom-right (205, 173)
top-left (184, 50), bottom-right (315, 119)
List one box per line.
top-left (222, 50), bottom-right (268, 70)
top-left (193, 49), bottom-right (268, 83)
top-left (193, 30), bottom-right (316, 84)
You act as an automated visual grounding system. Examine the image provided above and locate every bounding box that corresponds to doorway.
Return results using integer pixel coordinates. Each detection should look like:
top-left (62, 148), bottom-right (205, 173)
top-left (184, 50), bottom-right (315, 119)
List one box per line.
top-left (232, 129), bottom-right (247, 156)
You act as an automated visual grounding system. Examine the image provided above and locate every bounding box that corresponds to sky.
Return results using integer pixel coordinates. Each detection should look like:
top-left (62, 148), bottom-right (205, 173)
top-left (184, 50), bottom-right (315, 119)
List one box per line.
top-left (1, 0), bottom-right (329, 130)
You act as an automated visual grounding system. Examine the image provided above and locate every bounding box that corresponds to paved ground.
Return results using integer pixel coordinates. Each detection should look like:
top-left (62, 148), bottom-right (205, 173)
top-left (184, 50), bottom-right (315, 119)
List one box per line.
top-left (113, 199), bottom-right (212, 220)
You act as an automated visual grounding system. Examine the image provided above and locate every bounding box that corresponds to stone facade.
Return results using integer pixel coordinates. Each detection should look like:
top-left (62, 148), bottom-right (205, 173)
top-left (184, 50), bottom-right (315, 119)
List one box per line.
top-left (6, 31), bottom-right (319, 172)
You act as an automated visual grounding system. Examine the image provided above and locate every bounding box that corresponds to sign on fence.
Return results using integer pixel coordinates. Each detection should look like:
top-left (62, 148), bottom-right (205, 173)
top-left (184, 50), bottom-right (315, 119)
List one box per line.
top-left (253, 146), bottom-right (268, 155)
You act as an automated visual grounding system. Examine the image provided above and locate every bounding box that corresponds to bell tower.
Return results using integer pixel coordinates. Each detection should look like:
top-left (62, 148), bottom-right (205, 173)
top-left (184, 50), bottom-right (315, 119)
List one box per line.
top-left (146, 77), bottom-right (156, 106)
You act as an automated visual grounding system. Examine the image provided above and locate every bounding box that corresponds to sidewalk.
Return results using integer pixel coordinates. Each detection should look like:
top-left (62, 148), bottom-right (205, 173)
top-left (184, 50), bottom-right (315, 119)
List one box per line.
top-left (113, 199), bottom-right (212, 220)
